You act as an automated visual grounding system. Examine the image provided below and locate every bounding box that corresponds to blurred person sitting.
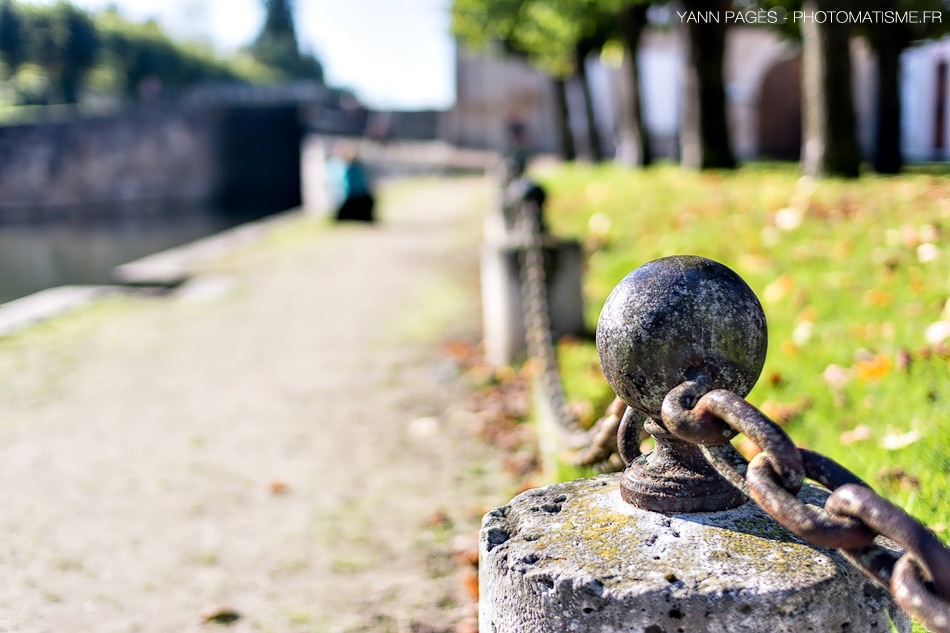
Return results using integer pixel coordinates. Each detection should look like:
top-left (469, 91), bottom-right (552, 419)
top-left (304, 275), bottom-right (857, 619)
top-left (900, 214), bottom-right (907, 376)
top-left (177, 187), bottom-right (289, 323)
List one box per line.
top-left (326, 141), bottom-right (376, 223)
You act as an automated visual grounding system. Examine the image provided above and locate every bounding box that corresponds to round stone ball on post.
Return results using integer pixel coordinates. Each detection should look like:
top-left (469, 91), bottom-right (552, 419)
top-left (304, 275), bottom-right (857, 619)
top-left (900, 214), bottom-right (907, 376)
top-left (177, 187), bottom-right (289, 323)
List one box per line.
top-left (595, 255), bottom-right (767, 512)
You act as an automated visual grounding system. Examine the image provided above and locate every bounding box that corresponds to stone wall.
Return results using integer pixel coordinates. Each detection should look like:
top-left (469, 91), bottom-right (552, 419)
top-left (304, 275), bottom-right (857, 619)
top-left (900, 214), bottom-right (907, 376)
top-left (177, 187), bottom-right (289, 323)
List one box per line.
top-left (0, 102), bottom-right (302, 221)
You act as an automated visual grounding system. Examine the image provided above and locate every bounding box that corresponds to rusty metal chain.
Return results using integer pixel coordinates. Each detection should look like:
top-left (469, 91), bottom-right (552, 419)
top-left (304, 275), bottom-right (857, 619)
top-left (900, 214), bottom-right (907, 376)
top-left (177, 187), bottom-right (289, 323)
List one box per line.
top-left (510, 195), bottom-right (631, 470)
top-left (512, 198), bottom-right (585, 440)
top-left (660, 379), bottom-right (950, 633)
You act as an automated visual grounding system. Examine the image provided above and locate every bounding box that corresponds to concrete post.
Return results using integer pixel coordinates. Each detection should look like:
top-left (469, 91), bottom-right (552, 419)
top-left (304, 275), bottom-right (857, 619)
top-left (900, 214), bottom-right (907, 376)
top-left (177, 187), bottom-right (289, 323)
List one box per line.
top-left (480, 237), bottom-right (585, 367)
top-left (479, 475), bottom-right (910, 633)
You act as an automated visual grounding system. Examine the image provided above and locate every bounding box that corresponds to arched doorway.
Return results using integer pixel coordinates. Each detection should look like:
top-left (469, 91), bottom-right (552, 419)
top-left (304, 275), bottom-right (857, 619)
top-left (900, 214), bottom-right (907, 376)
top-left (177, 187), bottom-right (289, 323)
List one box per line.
top-left (757, 56), bottom-right (802, 160)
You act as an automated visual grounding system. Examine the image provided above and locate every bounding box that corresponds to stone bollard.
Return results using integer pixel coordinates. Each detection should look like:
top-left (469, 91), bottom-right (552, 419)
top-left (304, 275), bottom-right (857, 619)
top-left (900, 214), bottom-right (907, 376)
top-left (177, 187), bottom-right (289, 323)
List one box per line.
top-left (480, 237), bottom-right (585, 367)
top-left (480, 181), bottom-right (585, 367)
top-left (479, 255), bottom-right (910, 633)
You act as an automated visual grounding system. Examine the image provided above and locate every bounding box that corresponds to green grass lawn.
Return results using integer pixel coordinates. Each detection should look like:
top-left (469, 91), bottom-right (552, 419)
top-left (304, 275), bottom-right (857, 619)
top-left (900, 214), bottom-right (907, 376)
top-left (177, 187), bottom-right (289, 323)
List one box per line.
top-left (535, 161), bottom-right (950, 541)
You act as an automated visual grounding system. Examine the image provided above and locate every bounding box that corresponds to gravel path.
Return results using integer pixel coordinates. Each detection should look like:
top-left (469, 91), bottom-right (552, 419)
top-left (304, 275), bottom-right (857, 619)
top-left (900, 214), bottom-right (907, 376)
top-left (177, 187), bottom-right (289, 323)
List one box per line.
top-left (0, 177), bottom-right (513, 633)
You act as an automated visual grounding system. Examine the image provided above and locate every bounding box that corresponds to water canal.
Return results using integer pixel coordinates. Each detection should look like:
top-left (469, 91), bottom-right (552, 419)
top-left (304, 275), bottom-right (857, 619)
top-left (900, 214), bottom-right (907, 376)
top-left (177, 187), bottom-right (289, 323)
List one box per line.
top-left (0, 204), bottom-right (271, 304)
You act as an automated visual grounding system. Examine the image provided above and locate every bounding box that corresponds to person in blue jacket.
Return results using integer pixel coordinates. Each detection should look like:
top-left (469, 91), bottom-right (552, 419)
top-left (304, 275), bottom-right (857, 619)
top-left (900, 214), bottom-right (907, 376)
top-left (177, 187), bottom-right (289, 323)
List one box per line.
top-left (326, 142), bottom-right (375, 223)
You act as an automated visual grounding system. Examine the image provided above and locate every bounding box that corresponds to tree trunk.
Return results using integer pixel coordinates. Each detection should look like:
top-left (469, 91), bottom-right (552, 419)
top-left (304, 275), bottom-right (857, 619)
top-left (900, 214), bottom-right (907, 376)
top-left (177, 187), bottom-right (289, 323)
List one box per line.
top-left (869, 11), bottom-right (905, 174)
top-left (680, 0), bottom-right (735, 169)
top-left (576, 47), bottom-right (604, 161)
top-left (553, 76), bottom-right (576, 161)
top-left (617, 3), bottom-right (651, 167)
top-left (800, 0), bottom-right (861, 178)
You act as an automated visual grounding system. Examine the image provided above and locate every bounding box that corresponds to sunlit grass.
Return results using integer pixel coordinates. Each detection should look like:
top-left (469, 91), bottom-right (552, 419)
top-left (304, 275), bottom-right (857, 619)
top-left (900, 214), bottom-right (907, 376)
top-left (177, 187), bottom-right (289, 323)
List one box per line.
top-left (537, 162), bottom-right (950, 543)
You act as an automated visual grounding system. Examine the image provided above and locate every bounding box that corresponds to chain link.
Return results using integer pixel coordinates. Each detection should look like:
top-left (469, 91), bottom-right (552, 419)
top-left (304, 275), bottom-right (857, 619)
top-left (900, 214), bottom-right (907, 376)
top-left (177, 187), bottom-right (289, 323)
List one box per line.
top-left (513, 198), bottom-right (585, 439)
top-left (660, 381), bottom-right (950, 633)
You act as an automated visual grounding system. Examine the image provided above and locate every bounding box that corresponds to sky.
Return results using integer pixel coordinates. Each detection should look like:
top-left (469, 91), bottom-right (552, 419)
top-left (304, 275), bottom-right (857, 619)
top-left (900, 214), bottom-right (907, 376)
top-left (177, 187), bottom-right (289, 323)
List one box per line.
top-left (61, 0), bottom-right (457, 110)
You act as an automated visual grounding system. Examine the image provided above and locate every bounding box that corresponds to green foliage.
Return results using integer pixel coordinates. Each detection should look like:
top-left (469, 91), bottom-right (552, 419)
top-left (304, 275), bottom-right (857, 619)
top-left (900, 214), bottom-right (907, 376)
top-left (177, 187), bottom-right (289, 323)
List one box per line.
top-left (0, 0), bottom-right (323, 107)
top-left (94, 8), bottom-right (237, 98)
top-left (0, 0), bottom-right (25, 76)
top-left (6, 2), bottom-right (100, 103)
top-left (538, 162), bottom-right (950, 551)
top-left (451, 0), bottom-right (631, 77)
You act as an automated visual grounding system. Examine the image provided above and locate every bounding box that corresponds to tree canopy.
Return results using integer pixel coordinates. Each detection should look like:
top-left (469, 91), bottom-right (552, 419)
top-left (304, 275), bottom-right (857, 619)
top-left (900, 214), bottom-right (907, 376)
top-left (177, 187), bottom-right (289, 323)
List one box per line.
top-left (0, 0), bottom-right (325, 107)
top-left (249, 0), bottom-right (323, 83)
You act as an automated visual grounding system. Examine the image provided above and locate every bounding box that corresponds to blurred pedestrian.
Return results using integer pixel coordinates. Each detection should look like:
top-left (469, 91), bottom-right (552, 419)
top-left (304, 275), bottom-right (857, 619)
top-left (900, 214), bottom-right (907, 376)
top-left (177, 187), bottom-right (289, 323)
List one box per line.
top-left (326, 141), bottom-right (375, 223)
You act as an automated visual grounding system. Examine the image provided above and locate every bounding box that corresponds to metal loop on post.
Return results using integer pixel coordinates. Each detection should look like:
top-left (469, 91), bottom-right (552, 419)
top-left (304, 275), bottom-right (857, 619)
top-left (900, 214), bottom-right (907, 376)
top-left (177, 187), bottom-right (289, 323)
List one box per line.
top-left (616, 405), bottom-right (644, 466)
top-left (662, 384), bottom-right (804, 494)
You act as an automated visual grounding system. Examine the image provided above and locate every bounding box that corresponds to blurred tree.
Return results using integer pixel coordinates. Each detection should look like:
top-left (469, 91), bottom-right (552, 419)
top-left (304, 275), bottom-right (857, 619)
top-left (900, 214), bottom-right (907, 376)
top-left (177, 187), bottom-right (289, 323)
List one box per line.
top-left (18, 3), bottom-right (100, 104)
top-left (0, 1), bottom-right (308, 106)
top-left (616, 2), bottom-right (652, 166)
top-left (451, 0), bottom-right (577, 159)
top-left (96, 9), bottom-right (246, 99)
top-left (452, 0), bottom-right (613, 162)
top-left (680, 0), bottom-right (736, 169)
top-left (516, 0), bottom-right (608, 160)
top-left (58, 4), bottom-right (99, 103)
top-left (801, 0), bottom-right (860, 177)
top-left (250, 0), bottom-right (323, 82)
top-left (758, 0), bottom-right (858, 177)
top-left (861, 0), bottom-right (949, 173)
top-left (0, 0), bottom-right (25, 78)
top-left (762, 0), bottom-right (947, 175)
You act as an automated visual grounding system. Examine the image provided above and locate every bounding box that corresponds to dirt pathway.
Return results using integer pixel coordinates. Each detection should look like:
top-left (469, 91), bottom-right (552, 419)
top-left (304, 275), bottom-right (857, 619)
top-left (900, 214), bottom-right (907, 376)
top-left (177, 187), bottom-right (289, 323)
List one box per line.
top-left (0, 177), bottom-right (515, 633)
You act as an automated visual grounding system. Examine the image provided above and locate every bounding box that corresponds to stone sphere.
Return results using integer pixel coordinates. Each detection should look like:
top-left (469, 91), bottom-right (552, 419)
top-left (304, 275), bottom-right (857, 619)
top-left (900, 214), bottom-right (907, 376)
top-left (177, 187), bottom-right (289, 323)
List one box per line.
top-left (595, 255), bottom-right (767, 418)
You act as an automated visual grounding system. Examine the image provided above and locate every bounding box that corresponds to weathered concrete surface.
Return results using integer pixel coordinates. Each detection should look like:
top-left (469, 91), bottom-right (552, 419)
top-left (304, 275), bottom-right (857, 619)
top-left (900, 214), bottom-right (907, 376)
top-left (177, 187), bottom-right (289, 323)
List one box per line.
top-left (480, 474), bottom-right (910, 633)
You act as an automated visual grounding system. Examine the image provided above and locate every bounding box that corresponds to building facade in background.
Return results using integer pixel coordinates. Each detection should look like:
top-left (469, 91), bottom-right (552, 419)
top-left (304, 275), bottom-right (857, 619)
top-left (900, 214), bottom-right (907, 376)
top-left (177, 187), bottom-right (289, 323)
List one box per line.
top-left (441, 27), bottom-right (950, 165)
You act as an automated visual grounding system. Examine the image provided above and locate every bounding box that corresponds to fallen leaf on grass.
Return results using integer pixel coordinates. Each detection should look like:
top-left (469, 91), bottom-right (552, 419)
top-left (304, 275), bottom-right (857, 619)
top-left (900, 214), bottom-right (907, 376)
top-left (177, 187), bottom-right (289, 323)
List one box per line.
top-left (839, 425), bottom-right (871, 446)
top-left (792, 321), bottom-right (814, 346)
top-left (200, 606), bottom-right (241, 626)
top-left (862, 289), bottom-right (892, 308)
top-left (460, 567), bottom-right (479, 601)
top-left (876, 467), bottom-right (921, 492)
top-left (268, 480), bottom-right (290, 495)
top-left (764, 275), bottom-right (795, 303)
top-left (759, 398), bottom-right (812, 426)
top-left (917, 243), bottom-right (941, 263)
top-left (775, 207), bottom-right (804, 231)
top-left (444, 340), bottom-right (478, 361)
top-left (424, 509), bottom-right (453, 529)
top-left (823, 364), bottom-right (851, 390)
top-left (895, 348), bottom-right (912, 372)
top-left (854, 354), bottom-right (892, 382)
top-left (880, 429), bottom-right (921, 450)
top-left (926, 321), bottom-right (950, 345)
